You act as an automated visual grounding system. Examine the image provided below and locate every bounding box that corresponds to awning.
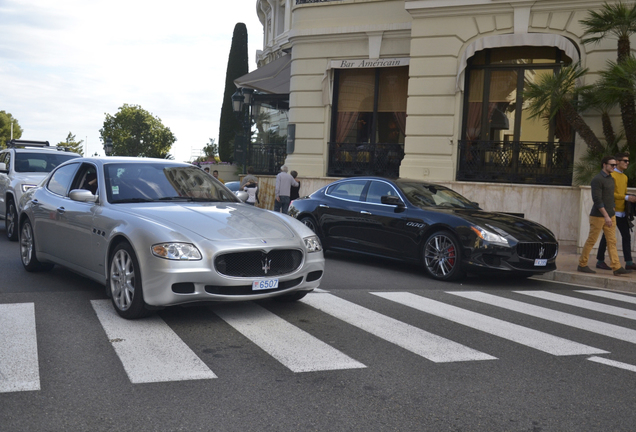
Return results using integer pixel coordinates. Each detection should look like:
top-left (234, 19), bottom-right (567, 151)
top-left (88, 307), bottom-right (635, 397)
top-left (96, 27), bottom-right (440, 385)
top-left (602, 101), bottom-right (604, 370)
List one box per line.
top-left (234, 55), bottom-right (291, 94)
top-left (456, 33), bottom-right (580, 92)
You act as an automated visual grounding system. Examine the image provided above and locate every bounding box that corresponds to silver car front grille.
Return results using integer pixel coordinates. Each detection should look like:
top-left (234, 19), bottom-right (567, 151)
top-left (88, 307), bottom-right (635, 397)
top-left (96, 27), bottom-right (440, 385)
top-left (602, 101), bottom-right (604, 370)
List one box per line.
top-left (214, 249), bottom-right (303, 277)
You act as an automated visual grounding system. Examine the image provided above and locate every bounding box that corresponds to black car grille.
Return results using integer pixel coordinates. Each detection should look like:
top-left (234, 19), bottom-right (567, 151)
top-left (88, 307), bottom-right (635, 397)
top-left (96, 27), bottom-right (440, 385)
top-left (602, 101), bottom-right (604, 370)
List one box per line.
top-left (516, 242), bottom-right (558, 260)
top-left (215, 249), bottom-right (303, 277)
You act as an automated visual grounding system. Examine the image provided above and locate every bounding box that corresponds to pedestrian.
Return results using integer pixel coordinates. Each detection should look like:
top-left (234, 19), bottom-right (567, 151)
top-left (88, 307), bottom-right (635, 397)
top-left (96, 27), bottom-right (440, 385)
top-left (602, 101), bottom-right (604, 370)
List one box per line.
top-left (204, 167), bottom-right (210, 174)
top-left (290, 170), bottom-right (300, 201)
top-left (274, 165), bottom-right (298, 214)
top-left (596, 152), bottom-right (636, 271)
top-left (578, 156), bottom-right (631, 276)
top-left (212, 170), bottom-right (224, 184)
top-left (240, 166), bottom-right (258, 188)
top-left (243, 181), bottom-right (259, 206)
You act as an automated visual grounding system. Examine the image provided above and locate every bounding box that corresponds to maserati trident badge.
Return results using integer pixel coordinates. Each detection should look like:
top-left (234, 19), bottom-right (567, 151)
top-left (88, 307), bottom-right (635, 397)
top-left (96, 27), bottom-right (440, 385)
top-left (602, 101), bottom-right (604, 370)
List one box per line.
top-left (538, 245), bottom-right (545, 259)
top-left (262, 257), bottom-right (271, 275)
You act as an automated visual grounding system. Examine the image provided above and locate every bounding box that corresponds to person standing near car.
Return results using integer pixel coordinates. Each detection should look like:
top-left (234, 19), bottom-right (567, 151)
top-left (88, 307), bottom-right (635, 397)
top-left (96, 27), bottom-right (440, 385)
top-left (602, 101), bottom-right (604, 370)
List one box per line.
top-left (290, 170), bottom-right (300, 201)
top-left (274, 165), bottom-right (298, 214)
top-left (595, 152), bottom-right (636, 271)
top-left (240, 166), bottom-right (258, 188)
top-left (578, 156), bottom-right (631, 276)
top-left (212, 170), bottom-right (224, 184)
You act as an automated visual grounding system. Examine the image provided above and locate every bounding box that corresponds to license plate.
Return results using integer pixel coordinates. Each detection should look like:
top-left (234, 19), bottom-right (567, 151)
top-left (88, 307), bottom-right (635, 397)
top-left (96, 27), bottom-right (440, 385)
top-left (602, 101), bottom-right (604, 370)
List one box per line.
top-left (534, 259), bottom-right (547, 266)
top-left (252, 279), bottom-right (279, 291)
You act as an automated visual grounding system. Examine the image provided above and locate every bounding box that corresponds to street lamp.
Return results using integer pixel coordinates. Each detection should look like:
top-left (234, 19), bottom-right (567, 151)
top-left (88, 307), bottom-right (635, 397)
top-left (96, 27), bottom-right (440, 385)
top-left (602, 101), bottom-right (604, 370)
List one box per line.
top-left (104, 137), bottom-right (113, 156)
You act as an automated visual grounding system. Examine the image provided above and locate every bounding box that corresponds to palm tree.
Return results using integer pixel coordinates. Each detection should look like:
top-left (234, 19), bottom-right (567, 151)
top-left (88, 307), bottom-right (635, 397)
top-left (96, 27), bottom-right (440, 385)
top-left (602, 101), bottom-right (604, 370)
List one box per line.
top-left (580, 1), bottom-right (636, 148)
top-left (523, 63), bottom-right (603, 153)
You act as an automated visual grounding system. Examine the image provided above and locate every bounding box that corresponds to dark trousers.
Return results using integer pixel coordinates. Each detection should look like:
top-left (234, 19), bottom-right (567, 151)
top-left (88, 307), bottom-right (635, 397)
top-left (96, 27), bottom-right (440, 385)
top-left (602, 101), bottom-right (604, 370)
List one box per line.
top-left (597, 215), bottom-right (633, 262)
top-left (274, 196), bottom-right (291, 214)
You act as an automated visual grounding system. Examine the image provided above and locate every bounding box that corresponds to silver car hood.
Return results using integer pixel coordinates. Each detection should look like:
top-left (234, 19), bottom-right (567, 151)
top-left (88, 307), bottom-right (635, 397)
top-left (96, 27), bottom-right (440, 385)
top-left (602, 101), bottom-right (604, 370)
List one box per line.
top-left (115, 202), bottom-right (296, 241)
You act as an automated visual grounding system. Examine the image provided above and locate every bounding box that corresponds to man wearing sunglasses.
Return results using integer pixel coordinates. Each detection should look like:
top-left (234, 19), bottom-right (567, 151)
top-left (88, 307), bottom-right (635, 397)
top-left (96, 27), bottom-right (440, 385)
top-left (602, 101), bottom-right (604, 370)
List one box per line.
top-left (595, 152), bottom-right (636, 271)
top-left (578, 156), bottom-right (631, 276)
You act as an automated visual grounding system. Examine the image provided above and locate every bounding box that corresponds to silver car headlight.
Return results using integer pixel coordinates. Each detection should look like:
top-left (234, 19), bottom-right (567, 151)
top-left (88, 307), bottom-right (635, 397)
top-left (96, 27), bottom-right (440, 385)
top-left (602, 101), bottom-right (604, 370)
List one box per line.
top-left (21, 184), bottom-right (37, 193)
top-left (471, 226), bottom-right (510, 246)
top-left (303, 235), bottom-right (322, 253)
top-left (151, 243), bottom-right (202, 260)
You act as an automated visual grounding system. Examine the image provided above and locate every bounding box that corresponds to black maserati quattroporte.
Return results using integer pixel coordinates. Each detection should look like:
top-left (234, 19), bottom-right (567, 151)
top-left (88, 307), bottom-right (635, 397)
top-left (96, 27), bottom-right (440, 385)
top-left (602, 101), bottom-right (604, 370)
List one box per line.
top-left (288, 177), bottom-right (557, 281)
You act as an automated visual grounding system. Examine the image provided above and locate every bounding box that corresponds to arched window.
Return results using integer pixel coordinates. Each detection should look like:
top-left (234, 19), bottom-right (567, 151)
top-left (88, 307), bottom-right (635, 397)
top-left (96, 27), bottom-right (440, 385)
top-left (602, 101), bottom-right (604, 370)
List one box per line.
top-left (458, 46), bottom-right (575, 185)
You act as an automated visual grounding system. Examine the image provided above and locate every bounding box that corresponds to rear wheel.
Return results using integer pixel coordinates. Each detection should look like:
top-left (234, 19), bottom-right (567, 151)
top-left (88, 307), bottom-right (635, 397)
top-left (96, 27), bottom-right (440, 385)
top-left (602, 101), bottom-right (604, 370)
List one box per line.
top-left (422, 231), bottom-right (465, 281)
top-left (300, 216), bottom-right (317, 233)
top-left (6, 200), bottom-right (18, 241)
top-left (109, 242), bottom-right (151, 319)
top-left (20, 219), bottom-right (54, 272)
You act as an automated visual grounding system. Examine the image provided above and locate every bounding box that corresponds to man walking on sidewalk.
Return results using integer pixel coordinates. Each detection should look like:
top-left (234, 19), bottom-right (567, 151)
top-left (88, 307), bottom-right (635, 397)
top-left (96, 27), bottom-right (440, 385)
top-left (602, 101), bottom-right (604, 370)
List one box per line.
top-left (578, 156), bottom-right (631, 276)
top-left (595, 152), bottom-right (636, 271)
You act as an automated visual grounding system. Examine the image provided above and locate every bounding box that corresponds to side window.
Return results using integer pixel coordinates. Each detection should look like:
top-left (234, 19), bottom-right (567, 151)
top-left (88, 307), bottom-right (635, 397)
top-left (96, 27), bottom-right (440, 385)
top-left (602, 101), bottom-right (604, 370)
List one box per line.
top-left (366, 181), bottom-right (399, 204)
top-left (326, 180), bottom-right (367, 201)
top-left (71, 163), bottom-right (99, 195)
top-left (47, 163), bottom-right (79, 196)
top-left (0, 152), bottom-right (7, 169)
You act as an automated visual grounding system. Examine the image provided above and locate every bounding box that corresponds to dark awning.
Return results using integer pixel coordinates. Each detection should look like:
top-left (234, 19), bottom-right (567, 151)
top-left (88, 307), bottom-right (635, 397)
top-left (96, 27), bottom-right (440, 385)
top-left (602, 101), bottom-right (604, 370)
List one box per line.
top-left (234, 55), bottom-right (291, 95)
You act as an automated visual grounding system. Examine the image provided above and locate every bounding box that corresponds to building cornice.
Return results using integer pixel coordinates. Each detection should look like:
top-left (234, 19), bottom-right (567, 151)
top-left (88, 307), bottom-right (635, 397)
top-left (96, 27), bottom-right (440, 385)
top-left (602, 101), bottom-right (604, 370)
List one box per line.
top-left (406, 0), bottom-right (613, 17)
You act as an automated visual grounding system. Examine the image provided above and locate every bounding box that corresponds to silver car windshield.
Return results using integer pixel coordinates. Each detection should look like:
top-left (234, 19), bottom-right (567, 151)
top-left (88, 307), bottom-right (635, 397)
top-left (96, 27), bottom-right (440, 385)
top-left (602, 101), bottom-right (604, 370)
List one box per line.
top-left (105, 163), bottom-right (238, 204)
top-left (398, 182), bottom-right (478, 209)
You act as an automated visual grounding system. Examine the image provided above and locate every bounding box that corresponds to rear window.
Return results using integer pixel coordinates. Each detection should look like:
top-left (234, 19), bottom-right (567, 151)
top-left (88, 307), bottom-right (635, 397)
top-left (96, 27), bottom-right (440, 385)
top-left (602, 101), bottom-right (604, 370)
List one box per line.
top-left (15, 152), bottom-right (79, 173)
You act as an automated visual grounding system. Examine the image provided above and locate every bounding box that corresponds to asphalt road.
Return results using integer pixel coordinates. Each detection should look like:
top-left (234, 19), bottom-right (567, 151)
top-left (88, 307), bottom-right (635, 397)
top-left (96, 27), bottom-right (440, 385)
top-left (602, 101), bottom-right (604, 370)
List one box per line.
top-left (1, 229), bottom-right (636, 432)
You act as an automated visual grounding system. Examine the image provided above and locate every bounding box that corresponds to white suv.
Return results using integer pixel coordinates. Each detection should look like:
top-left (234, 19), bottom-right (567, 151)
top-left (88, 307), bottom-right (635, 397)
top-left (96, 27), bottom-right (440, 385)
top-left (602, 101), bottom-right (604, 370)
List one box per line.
top-left (0, 140), bottom-right (80, 240)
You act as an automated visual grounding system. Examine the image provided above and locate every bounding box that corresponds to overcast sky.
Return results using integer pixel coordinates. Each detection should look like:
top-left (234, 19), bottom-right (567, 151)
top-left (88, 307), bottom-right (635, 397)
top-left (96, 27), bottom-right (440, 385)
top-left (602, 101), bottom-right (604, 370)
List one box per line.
top-left (0, 0), bottom-right (264, 161)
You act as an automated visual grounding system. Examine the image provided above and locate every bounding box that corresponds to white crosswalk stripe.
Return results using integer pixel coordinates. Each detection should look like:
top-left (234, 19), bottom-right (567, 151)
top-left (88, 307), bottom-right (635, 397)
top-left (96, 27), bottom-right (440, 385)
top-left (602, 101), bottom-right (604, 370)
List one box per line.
top-left (372, 292), bottom-right (608, 356)
top-left (0, 303), bottom-right (40, 393)
top-left (449, 291), bottom-right (636, 344)
top-left (91, 300), bottom-right (217, 384)
top-left (210, 302), bottom-right (366, 372)
top-left (575, 290), bottom-right (636, 305)
top-left (517, 291), bottom-right (636, 320)
top-left (301, 292), bottom-right (497, 363)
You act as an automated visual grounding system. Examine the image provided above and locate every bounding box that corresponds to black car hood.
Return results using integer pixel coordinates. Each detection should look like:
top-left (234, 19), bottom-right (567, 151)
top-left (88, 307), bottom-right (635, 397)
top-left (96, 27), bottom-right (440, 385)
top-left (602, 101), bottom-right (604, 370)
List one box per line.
top-left (444, 209), bottom-right (556, 242)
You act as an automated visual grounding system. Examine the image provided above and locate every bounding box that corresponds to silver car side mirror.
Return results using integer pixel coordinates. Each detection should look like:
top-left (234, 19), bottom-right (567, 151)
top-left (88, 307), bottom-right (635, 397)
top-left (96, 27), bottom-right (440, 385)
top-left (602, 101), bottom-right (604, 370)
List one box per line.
top-left (69, 189), bottom-right (98, 203)
top-left (235, 191), bottom-right (249, 202)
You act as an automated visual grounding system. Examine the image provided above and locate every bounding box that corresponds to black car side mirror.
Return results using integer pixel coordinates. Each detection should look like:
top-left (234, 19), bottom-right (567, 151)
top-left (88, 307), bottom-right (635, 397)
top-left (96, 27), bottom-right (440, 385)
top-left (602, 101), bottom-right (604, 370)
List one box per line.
top-left (381, 195), bottom-right (405, 208)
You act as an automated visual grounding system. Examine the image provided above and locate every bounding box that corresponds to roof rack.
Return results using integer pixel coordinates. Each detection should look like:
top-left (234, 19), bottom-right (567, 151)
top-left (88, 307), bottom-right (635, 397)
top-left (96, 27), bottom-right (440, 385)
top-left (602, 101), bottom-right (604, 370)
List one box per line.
top-left (7, 140), bottom-right (50, 148)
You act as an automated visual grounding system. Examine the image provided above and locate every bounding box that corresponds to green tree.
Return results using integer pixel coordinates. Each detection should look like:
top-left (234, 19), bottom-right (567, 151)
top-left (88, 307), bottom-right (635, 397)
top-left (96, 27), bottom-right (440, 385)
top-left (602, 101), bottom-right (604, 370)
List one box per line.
top-left (523, 63), bottom-right (603, 153)
top-left (100, 104), bottom-right (176, 158)
top-left (57, 132), bottom-right (84, 155)
top-left (0, 111), bottom-right (23, 149)
top-left (581, 1), bottom-right (636, 148)
top-left (218, 23), bottom-right (249, 163)
top-left (202, 138), bottom-right (219, 160)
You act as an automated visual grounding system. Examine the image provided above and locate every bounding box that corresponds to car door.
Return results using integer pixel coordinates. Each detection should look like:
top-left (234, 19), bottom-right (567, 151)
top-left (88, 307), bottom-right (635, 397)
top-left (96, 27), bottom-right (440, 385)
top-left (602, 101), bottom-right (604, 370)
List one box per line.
top-left (0, 151), bottom-right (10, 216)
top-left (353, 180), bottom-right (422, 259)
top-left (31, 162), bottom-right (81, 261)
top-left (54, 163), bottom-right (100, 272)
top-left (318, 179), bottom-right (369, 251)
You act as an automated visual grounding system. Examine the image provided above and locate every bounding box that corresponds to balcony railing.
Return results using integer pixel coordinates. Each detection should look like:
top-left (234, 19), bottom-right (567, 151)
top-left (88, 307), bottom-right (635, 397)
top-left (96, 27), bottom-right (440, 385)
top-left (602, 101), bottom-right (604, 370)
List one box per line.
top-left (296, 0), bottom-right (336, 4)
top-left (327, 142), bottom-right (404, 178)
top-left (247, 143), bottom-right (287, 175)
top-left (457, 140), bottom-right (574, 185)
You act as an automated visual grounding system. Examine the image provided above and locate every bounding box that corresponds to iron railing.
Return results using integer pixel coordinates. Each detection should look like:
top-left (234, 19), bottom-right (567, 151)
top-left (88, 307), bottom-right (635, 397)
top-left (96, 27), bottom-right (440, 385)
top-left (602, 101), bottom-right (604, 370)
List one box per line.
top-left (296, 0), bottom-right (336, 4)
top-left (247, 143), bottom-right (287, 175)
top-left (457, 140), bottom-right (574, 185)
top-left (327, 142), bottom-right (404, 178)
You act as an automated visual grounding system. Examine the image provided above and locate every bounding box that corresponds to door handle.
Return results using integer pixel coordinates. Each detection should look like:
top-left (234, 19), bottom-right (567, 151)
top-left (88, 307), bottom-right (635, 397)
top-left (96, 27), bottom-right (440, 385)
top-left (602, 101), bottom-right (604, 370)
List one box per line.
top-left (319, 204), bottom-right (330, 208)
top-left (360, 211), bottom-right (372, 215)
top-left (57, 207), bottom-right (66, 214)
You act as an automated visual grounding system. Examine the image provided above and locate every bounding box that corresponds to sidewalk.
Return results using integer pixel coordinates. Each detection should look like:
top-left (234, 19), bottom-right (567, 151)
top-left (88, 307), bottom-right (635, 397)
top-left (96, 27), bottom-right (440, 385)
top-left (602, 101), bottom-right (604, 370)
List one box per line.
top-left (533, 244), bottom-right (636, 293)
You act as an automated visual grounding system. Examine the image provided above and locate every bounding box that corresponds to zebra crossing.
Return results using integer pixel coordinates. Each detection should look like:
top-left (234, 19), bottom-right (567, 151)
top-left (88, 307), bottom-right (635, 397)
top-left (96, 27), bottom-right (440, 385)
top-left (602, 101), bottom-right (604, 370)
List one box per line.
top-left (2, 288), bottom-right (636, 393)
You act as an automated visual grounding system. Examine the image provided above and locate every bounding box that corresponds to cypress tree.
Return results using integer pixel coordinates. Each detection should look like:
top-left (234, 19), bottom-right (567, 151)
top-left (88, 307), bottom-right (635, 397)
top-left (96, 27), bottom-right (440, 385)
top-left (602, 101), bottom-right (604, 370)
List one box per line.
top-left (218, 23), bottom-right (249, 163)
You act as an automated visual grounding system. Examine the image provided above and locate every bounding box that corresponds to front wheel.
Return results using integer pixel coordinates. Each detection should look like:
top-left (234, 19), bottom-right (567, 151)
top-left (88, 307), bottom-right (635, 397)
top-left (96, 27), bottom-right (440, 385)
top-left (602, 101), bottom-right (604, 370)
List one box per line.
top-left (6, 200), bottom-right (18, 241)
top-left (422, 231), bottom-right (465, 281)
top-left (109, 243), bottom-right (151, 319)
top-left (300, 216), bottom-right (317, 233)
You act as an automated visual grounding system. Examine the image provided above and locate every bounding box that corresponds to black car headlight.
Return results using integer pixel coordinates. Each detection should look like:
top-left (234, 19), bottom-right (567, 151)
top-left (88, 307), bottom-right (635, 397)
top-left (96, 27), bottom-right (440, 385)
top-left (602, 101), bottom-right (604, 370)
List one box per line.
top-left (303, 235), bottom-right (322, 253)
top-left (152, 243), bottom-right (202, 260)
top-left (471, 226), bottom-right (510, 246)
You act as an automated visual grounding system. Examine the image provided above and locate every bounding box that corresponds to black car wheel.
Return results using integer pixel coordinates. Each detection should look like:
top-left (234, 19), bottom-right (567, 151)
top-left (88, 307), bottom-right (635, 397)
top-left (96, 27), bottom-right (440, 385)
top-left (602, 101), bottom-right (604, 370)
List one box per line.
top-left (6, 200), bottom-right (18, 241)
top-left (109, 242), bottom-right (151, 319)
top-left (422, 231), bottom-right (465, 281)
top-left (300, 216), bottom-right (318, 233)
top-left (20, 219), bottom-right (54, 272)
